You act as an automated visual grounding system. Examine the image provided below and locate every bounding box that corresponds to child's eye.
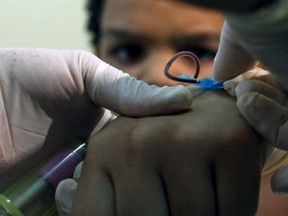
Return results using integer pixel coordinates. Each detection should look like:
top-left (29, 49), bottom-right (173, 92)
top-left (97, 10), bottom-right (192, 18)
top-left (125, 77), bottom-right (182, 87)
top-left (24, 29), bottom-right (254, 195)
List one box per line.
top-left (109, 43), bottom-right (147, 64)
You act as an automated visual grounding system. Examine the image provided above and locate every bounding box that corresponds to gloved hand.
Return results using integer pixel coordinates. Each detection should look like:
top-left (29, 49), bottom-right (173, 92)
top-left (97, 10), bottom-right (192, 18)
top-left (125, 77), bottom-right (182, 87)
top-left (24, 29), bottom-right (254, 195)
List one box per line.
top-left (209, 0), bottom-right (288, 150)
top-left (223, 67), bottom-right (288, 194)
top-left (183, 0), bottom-right (288, 142)
top-left (212, 0), bottom-right (288, 82)
top-left (0, 48), bottom-right (192, 187)
top-left (182, 0), bottom-right (288, 82)
top-left (198, 0), bottom-right (288, 196)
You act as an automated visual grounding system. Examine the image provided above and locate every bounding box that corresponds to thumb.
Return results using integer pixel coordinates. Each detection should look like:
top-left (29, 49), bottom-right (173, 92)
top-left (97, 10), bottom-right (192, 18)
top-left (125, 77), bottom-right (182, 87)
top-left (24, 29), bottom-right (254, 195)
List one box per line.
top-left (80, 51), bottom-right (192, 117)
top-left (55, 162), bottom-right (82, 216)
top-left (55, 179), bottom-right (78, 216)
top-left (237, 92), bottom-right (288, 150)
top-left (213, 21), bottom-right (257, 82)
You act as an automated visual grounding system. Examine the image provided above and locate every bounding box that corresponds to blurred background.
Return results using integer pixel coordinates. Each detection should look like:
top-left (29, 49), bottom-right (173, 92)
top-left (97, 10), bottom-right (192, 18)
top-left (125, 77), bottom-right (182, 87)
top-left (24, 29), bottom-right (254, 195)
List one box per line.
top-left (0, 0), bottom-right (93, 52)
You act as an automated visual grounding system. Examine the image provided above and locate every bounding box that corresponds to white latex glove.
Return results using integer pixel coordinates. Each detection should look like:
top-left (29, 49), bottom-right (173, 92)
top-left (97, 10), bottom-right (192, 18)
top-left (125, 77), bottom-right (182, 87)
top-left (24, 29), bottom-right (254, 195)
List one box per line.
top-left (213, 0), bottom-right (288, 83)
top-left (0, 48), bottom-right (192, 187)
top-left (210, 0), bottom-right (288, 196)
top-left (223, 67), bottom-right (282, 149)
top-left (224, 68), bottom-right (288, 194)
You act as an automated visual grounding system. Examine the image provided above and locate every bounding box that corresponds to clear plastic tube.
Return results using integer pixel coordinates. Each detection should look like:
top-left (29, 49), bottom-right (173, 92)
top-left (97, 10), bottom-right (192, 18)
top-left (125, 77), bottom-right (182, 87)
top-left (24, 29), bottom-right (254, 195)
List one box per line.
top-left (0, 140), bottom-right (86, 216)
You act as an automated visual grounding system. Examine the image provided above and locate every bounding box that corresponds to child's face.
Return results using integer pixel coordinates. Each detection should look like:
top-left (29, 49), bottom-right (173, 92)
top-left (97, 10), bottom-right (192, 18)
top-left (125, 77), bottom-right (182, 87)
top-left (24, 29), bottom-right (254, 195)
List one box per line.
top-left (97, 0), bottom-right (224, 86)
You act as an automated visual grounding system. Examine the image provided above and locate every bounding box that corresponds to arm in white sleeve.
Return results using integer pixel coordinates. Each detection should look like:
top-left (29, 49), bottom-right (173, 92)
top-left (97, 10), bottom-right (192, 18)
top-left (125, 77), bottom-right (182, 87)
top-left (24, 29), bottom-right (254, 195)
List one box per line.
top-left (0, 48), bottom-right (192, 181)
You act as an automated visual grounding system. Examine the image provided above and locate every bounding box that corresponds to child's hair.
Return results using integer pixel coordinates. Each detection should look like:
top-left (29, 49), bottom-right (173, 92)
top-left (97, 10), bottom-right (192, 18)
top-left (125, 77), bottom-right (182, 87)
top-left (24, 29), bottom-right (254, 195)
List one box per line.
top-left (86, 0), bottom-right (105, 48)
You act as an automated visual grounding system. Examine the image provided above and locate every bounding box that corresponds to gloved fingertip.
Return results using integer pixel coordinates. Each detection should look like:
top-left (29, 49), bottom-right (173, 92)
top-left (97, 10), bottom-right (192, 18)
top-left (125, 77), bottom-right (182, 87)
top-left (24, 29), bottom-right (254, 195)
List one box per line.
top-left (173, 85), bottom-right (193, 110)
top-left (55, 179), bottom-right (78, 216)
top-left (223, 80), bottom-right (238, 96)
top-left (132, 84), bottom-right (193, 116)
top-left (271, 167), bottom-right (288, 194)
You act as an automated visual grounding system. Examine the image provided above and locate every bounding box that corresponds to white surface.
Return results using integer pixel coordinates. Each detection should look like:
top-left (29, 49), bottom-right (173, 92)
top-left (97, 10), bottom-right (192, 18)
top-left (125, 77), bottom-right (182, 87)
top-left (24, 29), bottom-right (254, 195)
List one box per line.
top-left (0, 0), bottom-right (93, 52)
